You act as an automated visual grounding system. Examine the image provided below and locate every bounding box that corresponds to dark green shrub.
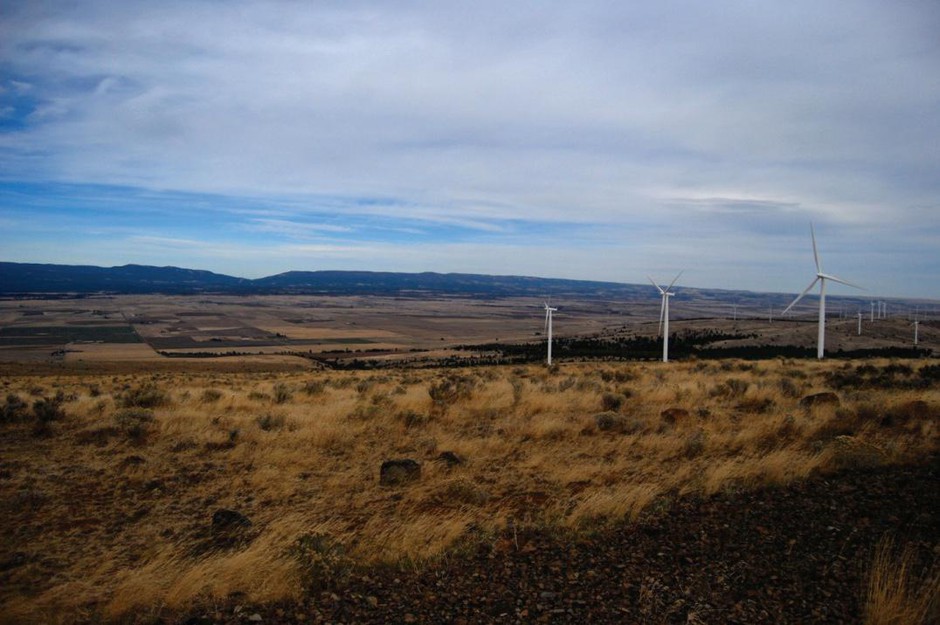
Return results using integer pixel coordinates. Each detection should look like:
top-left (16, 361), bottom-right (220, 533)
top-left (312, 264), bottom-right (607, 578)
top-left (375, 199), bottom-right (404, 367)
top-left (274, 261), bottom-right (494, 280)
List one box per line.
top-left (302, 380), bottom-right (326, 395)
top-left (201, 389), bottom-right (223, 403)
top-left (1, 394), bottom-right (28, 424)
top-left (114, 408), bottom-right (155, 441)
top-left (256, 413), bottom-right (286, 431)
top-left (32, 392), bottom-right (67, 435)
top-left (273, 383), bottom-right (292, 404)
top-left (428, 375), bottom-right (477, 413)
top-left (120, 384), bottom-right (168, 408)
top-left (600, 392), bottom-right (624, 412)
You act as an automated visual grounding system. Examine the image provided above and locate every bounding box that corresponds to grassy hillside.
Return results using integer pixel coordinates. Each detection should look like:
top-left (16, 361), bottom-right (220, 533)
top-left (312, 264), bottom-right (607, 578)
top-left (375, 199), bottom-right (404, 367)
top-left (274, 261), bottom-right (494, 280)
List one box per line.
top-left (1, 359), bottom-right (937, 623)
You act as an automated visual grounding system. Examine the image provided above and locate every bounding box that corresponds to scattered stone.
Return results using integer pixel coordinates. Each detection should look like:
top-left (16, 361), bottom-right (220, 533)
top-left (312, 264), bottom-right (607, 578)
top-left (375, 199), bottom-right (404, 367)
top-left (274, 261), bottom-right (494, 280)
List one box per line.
top-left (660, 408), bottom-right (691, 425)
top-left (120, 455), bottom-right (146, 467)
top-left (800, 392), bottom-right (840, 408)
top-left (380, 459), bottom-right (421, 486)
top-left (211, 508), bottom-right (252, 532)
top-left (248, 614), bottom-right (262, 622)
top-left (437, 451), bottom-right (464, 467)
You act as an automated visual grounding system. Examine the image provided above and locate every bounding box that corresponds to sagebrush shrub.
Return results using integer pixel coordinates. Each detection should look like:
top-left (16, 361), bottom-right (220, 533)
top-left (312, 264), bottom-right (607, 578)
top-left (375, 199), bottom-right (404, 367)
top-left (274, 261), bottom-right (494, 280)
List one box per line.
top-left (121, 384), bottom-right (168, 408)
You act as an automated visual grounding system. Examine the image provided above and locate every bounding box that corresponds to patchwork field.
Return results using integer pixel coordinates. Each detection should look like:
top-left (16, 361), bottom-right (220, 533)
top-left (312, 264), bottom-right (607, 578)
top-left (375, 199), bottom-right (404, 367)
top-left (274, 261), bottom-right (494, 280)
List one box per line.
top-left (1, 358), bottom-right (937, 623)
top-left (0, 294), bottom-right (934, 368)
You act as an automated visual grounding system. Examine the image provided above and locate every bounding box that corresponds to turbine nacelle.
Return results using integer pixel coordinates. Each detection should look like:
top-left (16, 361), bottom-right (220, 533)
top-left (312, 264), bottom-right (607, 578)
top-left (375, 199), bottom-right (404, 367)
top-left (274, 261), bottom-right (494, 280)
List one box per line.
top-left (649, 272), bottom-right (682, 337)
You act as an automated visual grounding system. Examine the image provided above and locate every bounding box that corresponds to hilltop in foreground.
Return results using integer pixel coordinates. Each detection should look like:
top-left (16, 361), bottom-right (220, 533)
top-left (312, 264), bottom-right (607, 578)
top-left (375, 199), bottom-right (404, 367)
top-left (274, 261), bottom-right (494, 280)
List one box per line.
top-left (1, 359), bottom-right (937, 623)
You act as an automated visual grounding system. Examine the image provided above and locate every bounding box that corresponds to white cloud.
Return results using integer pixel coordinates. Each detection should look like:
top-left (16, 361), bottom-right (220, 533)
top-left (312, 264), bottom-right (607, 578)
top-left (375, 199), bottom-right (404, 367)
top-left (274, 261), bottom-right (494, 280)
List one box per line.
top-left (0, 0), bottom-right (938, 296)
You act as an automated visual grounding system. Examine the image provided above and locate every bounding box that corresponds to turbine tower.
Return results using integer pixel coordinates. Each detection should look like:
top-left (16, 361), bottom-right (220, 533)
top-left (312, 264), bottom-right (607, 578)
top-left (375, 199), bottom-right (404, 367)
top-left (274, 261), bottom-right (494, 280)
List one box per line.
top-left (543, 302), bottom-right (558, 366)
top-left (782, 224), bottom-right (863, 359)
top-left (649, 271), bottom-right (683, 363)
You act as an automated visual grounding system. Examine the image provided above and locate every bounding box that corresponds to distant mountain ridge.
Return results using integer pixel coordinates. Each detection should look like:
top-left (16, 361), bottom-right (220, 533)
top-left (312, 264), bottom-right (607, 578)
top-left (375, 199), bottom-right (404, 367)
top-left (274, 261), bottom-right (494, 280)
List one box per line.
top-left (0, 261), bottom-right (897, 309)
top-left (0, 261), bottom-right (647, 298)
top-left (0, 262), bottom-right (251, 295)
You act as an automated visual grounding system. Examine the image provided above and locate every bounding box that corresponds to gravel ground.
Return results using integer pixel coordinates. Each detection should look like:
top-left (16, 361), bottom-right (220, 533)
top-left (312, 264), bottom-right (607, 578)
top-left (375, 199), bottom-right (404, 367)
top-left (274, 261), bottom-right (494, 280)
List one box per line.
top-left (176, 460), bottom-right (938, 625)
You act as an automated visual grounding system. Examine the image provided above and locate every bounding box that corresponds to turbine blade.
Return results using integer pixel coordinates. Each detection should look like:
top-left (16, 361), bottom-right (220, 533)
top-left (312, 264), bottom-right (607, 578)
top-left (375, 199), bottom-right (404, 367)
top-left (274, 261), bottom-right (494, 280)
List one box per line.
top-left (782, 277), bottom-right (820, 315)
top-left (648, 275), bottom-right (665, 294)
top-left (666, 270), bottom-right (684, 292)
top-left (811, 223), bottom-right (821, 273)
top-left (819, 273), bottom-right (865, 290)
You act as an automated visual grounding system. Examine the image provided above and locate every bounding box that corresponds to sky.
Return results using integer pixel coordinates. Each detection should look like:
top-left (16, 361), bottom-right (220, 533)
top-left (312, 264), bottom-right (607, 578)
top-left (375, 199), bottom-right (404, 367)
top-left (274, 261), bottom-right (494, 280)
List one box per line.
top-left (1, 0), bottom-right (939, 298)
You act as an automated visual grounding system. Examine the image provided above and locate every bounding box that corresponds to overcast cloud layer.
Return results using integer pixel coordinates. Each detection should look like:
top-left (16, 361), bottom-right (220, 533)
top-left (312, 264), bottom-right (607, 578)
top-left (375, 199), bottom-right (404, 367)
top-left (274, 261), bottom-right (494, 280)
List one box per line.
top-left (1, 0), bottom-right (939, 298)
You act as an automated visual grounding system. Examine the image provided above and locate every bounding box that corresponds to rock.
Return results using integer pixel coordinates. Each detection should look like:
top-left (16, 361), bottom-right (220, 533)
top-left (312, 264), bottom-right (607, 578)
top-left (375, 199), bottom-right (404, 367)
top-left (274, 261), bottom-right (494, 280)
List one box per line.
top-left (211, 508), bottom-right (252, 532)
top-left (660, 408), bottom-right (691, 425)
top-left (436, 451), bottom-right (464, 467)
top-left (380, 459), bottom-right (421, 486)
top-left (248, 614), bottom-right (262, 623)
top-left (800, 392), bottom-right (840, 408)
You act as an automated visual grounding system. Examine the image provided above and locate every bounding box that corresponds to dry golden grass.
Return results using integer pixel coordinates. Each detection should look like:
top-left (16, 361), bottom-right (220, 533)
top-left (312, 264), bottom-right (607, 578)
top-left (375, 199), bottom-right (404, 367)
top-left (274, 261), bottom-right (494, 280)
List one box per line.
top-left (0, 358), bottom-right (937, 623)
top-left (864, 537), bottom-right (940, 625)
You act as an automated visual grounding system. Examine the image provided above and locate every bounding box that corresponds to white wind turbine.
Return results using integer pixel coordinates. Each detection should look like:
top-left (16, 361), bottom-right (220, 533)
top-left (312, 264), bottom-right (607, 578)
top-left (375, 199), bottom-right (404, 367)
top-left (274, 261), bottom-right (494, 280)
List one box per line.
top-left (782, 225), bottom-right (863, 359)
top-left (543, 302), bottom-right (558, 366)
top-left (649, 271), bottom-right (683, 363)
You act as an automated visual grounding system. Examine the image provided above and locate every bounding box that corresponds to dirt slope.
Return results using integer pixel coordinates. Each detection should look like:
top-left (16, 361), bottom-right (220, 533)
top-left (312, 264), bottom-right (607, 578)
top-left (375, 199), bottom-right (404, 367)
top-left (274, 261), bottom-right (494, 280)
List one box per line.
top-left (173, 460), bottom-right (938, 625)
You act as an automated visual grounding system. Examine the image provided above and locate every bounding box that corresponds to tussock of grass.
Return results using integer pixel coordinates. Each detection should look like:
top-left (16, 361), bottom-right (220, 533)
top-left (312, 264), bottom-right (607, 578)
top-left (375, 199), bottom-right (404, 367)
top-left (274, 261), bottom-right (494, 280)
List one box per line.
top-left (865, 537), bottom-right (939, 625)
top-left (0, 359), bottom-right (937, 623)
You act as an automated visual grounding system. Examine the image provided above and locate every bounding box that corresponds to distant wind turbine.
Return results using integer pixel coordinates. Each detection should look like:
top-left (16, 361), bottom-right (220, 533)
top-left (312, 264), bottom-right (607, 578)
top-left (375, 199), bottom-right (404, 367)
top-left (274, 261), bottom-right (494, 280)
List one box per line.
top-left (782, 224), bottom-right (864, 359)
top-left (543, 302), bottom-right (558, 366)
top-left (649, 271), bottom-right (683, 363)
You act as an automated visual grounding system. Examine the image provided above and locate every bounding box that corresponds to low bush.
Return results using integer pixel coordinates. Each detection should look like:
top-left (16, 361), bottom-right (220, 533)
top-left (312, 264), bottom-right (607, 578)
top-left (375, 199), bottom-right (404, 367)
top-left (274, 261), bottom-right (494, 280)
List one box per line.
top-left (120, 384), bottom-right (168, 409)
top-left (114, 408), bottom-right (155, 441)
top-left (256, 413), bottom-right (287, 431)
top-left (601, 392), bottom-right (625, 412)
top-left (1, 394), bottom-right (28, 424)
top-left (201, 389), bottom-right (223, 403)
top-left (273, 383), bottom-right (292, 404)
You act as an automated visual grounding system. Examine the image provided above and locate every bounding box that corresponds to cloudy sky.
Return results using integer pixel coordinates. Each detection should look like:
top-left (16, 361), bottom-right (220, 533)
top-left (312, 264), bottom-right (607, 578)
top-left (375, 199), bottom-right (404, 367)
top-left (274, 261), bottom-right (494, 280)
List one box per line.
top-left (1, 0), bottom-right (938, 297)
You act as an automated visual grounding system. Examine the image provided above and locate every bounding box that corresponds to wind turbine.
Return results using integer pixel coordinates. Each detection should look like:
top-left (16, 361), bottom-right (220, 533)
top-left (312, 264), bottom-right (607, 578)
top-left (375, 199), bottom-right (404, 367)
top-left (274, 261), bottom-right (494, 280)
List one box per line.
top-left (543, 302), bottom-right (558, 366)
top-left (649, 271), bottom-right (683, 363)
top-left (782, 224), bottom-right (863, 359)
